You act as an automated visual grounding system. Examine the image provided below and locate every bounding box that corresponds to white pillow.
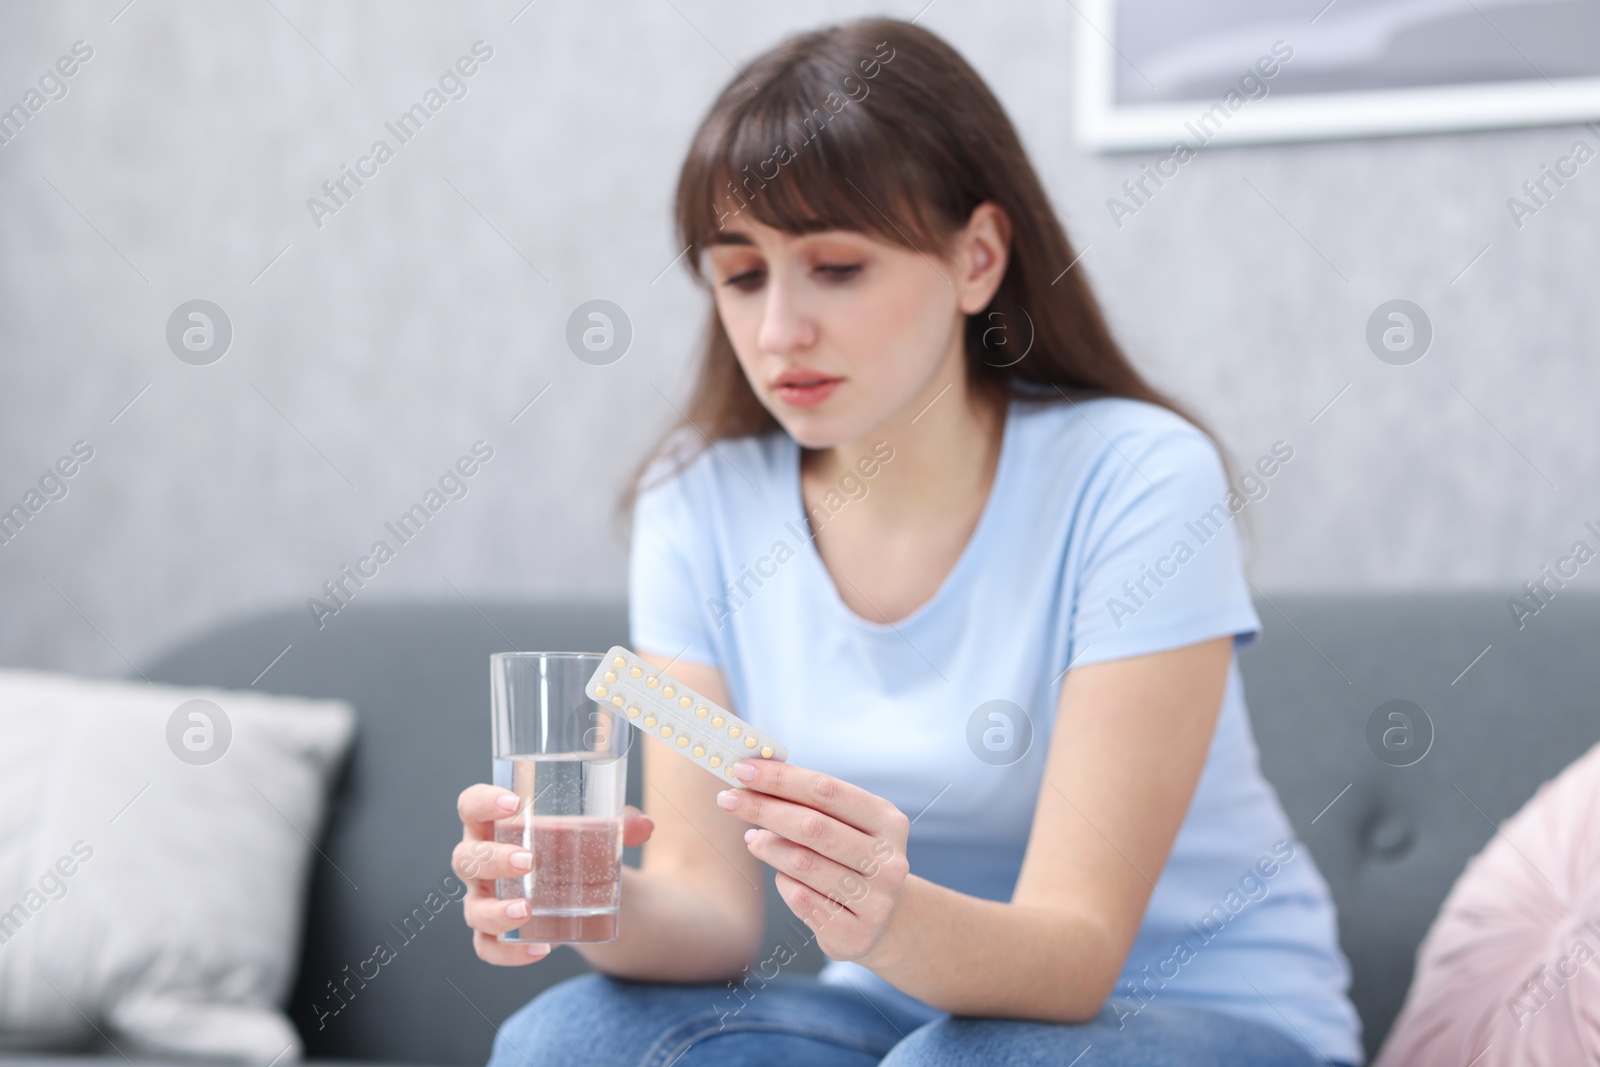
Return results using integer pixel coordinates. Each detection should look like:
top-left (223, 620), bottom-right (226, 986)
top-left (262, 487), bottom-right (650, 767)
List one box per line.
top-left (0, 668), bottom-right (355, 1064)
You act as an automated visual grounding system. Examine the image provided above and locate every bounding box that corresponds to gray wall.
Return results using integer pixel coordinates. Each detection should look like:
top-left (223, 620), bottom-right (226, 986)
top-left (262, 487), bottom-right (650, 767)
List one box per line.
top-left (2, 1), bottom-right (1595, 677)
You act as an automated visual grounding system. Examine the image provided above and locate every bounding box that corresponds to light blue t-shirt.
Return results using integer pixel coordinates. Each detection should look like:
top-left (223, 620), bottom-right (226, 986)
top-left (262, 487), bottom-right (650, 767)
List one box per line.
top-left (628, 391), bottom-right (1364, 1066)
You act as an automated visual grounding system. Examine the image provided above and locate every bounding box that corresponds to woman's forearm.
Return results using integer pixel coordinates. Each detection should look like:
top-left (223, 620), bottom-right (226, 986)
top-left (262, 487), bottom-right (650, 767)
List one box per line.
top-left (862, 874), bottom-right (1118, 1021)
top-left (573, 865), bottom-right (760, 983)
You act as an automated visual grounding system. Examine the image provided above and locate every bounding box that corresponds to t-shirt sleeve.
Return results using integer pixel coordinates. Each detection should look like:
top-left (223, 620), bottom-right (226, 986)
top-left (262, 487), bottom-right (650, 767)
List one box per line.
top-left (1066, 426), bottom-right (1261, 669)
top-left (627, 463), bottom-right (722, 669)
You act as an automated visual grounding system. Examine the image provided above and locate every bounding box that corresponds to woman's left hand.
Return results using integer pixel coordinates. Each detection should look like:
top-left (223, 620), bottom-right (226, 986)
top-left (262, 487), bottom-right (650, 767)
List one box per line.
top-left (716, 758), bottom-right (913, 967)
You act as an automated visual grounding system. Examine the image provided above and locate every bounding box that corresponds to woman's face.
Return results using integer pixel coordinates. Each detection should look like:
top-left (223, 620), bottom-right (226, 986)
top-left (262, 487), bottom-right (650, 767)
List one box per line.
top-left (703, 207), bottom-right (1008, 450)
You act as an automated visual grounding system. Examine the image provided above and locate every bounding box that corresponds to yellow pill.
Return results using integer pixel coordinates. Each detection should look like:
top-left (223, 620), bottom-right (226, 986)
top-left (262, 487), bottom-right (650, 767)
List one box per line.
top-left (709, 755), bottom-right (722, 767)
top-left (595, 685), bottom-right (608, 697)
top-left (728, 726), bottom-right (741, 739)
top-left (613, 656), bottom-right (625, 668)
top-left (725, 766), bottom-right (737, 778)
top-left (659, 724), bottom-right (673, 738)
top-left (611, 696), bottom-right (623, 707)
top-left (712, 716), bottom-right (724, 728)
top-left (679, 696), bottom-right (692, 708)
top-left (744, 736), bottom-right (758, 748)
top-left (627, 705), bottom-right (641, 718)
top-left (695, 705), bottom-right (709, 717)
top-left (630, 666), bottom-right (642, 678)
top-left (663, 685), bottom-right (674, 698)
top-left (643, 715), bottom-right (656, 727)
top-left (676, 735), bottom-right (689, 748)
top-left (760, 745), bottom-right (774, 758)
top-left (692, 745), bottom-right (706, 757)
top-left (604, 671), bottom-right (617, 683)
top-left (647, 676), bottom-right (659, 688)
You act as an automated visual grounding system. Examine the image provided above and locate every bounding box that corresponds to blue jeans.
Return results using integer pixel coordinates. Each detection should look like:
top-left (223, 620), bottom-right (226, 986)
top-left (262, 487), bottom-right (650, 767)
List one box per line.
top-left (487, 971), bottom-right (1353, 1067)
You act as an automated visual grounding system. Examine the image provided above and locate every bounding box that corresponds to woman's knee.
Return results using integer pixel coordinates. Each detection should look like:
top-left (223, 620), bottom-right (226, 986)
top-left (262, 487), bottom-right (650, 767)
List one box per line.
top-left (489, 972), bottom-right (754, 1067)
top-left (489, 971), bottom-right (907, 1067)
top-left (488, 972), bottom-right (648, 1067)
top-left (878, 1003), bottom-right (1326, 1067)
top-left (878, 1016), bottom-right (1054, 1067)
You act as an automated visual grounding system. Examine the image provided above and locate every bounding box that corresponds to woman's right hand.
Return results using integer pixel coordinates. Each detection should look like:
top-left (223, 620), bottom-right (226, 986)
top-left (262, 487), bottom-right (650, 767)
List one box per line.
top-left (453, 783), bottom-right (655, 966)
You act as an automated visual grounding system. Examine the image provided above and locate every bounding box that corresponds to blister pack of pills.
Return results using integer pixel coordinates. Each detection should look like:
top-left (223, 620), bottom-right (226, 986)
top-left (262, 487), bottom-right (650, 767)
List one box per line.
top-left (585, 645), bottom-right (787, 787)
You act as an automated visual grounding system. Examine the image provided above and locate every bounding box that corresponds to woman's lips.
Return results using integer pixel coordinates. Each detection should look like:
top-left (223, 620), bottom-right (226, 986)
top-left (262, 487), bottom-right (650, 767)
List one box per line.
top-left (774, 378), bottom-right (841, 406)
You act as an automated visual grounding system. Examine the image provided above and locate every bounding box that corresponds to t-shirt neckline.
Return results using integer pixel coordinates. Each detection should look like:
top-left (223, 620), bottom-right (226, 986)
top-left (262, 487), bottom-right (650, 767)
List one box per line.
top-left (786, 396), bottom-right (1018, 634)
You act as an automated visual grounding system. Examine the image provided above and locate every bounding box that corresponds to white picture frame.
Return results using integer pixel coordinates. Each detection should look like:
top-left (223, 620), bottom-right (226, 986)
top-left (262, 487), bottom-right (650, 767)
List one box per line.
top-left (1073, 0), bottom-right (1600, 151)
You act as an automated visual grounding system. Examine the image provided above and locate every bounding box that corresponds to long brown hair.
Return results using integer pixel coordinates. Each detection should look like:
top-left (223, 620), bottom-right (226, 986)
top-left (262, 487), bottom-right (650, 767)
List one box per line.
top-left (614, 16), bottom-right (1250, 556)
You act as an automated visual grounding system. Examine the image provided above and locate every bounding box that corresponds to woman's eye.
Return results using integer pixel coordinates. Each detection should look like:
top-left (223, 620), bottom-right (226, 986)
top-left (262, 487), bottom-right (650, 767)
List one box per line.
top-left (719, 263), bottom-right (859, 289)
top-left (722, 269), bottom-right (764, 290)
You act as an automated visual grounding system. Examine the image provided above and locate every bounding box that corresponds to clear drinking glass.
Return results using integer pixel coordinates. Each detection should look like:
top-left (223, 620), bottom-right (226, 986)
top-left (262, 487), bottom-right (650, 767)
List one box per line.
top-left (491, 651), bottom-right (631, 944)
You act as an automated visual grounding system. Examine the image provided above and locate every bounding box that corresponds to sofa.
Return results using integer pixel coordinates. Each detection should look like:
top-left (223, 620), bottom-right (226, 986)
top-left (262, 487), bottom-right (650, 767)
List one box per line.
top-left (16, 590), bottom-right (1594, 1066)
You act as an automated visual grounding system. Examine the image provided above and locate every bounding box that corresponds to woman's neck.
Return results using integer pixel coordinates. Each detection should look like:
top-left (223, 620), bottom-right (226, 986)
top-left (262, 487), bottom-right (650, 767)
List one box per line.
top-left (803, 380), bottom-right (1007, 528)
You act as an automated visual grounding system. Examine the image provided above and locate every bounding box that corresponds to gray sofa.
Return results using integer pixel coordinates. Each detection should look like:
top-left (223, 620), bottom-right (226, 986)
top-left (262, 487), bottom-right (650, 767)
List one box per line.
top-left (59, 592), bottom-right (1600, 1064)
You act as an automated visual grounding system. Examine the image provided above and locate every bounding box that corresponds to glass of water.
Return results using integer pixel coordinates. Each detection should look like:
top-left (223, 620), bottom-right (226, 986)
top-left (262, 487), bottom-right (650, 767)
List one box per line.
top-left (490, 651), bottom-right (631, 944)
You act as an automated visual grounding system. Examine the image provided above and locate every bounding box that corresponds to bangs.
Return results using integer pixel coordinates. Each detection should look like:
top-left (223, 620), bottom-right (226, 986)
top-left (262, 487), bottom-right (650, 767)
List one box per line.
top-left (675, 65), bottom-right (961, 281)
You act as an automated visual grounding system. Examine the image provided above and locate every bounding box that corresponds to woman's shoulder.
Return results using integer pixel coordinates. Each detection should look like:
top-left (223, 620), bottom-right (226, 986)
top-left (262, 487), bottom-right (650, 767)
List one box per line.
top-left (1012, 392), bottom-right (1220, 482)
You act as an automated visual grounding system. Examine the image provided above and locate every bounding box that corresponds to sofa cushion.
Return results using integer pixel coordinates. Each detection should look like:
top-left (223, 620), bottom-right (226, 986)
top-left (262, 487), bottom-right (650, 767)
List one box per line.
top-left (0, 669), bottom-right (353, 1064)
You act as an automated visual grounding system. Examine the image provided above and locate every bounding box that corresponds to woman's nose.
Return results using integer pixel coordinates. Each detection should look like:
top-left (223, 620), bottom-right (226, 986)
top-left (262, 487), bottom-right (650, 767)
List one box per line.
top-left (756, 273), bottom-right (818, 355)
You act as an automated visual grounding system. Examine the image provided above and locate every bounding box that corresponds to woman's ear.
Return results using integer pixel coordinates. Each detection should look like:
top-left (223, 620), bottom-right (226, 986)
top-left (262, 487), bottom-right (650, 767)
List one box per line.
top-left (956, 201), bottom-right (1012, 315)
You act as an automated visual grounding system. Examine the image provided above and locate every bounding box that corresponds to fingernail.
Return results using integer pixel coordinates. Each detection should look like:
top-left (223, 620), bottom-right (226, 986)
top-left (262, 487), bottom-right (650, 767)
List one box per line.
top-left (744, 828), bottom-right (758, 844)
top-left (525, 942), bottom-right (551, 956)
top-left (510, 851), bottom-right (533, 870)
top-left (716, 790), bottom-right (739, 810)
top-left (496, 793), bottom-right (520, 812)
top-left (506, 899), bottom-right (529, 919)
top-left (732, 761), bottom-right (759, 781)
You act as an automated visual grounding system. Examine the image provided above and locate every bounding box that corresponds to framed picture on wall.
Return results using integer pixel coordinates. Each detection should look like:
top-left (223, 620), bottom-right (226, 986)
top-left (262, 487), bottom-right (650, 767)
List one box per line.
top-left (1074, 0), bottom-right (1600, 151)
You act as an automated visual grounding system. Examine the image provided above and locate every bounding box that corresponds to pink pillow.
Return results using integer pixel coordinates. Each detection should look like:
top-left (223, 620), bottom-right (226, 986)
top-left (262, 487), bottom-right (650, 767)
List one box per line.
top-left (1373, 738), bottom-right (1600, 1066)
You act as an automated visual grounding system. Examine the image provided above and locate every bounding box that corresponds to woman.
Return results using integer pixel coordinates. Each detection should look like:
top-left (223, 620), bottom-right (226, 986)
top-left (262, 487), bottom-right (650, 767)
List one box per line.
top-left (453, 16), bottom-right (1363, 1067)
